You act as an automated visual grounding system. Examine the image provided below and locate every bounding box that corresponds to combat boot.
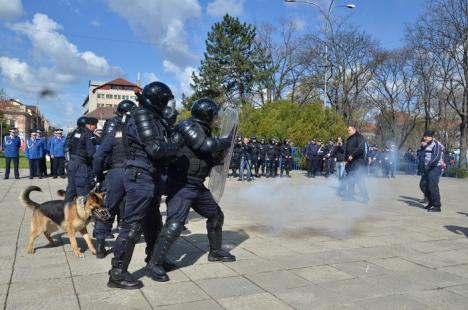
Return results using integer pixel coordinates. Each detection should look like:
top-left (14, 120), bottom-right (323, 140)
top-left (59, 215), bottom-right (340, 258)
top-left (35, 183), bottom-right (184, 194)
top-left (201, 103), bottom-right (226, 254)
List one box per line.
top-left (208, 229), bottom-right (236, 262)
top-left (96, 239), bottom-right (106, 259)
top-left (146, 221), bottom-right (183, 282)
top-left (108, 258), bottom-right (143, 289)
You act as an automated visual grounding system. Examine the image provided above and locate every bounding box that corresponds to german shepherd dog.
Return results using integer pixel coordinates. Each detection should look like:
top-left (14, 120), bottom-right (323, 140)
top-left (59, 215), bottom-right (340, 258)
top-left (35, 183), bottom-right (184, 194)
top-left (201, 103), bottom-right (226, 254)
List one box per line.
top-left (20, 186), bottom-right (106, 257)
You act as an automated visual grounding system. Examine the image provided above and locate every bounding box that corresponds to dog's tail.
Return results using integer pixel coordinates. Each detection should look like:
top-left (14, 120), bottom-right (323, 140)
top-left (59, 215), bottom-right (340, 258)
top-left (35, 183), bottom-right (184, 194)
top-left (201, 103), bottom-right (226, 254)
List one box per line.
top-left (19, 186), bottom-right (42, 210)
top-left (56, 189), bottom-right (66, 198)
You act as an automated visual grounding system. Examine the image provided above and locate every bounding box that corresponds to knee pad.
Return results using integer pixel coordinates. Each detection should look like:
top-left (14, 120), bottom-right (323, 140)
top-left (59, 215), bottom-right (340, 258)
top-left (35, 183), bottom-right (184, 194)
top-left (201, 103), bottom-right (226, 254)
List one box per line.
top-left (128, 223), bottom-right (143, 243)
top-left (165, 220), bottom-right (184, 239)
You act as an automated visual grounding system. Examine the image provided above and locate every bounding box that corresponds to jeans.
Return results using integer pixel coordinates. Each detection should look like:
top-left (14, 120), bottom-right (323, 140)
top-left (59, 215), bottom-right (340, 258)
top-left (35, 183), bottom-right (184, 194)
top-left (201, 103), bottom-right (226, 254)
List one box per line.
top-left (239, 156), bottom-right (252, 180)
top-left (336, 162), bottom-right (345, 179)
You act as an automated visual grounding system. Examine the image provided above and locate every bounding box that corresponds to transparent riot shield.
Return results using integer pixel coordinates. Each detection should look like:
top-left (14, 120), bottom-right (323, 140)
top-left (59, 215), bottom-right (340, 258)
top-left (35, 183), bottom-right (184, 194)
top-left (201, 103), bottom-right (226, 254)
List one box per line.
top-left (208, 107), bottom-right (239, 203)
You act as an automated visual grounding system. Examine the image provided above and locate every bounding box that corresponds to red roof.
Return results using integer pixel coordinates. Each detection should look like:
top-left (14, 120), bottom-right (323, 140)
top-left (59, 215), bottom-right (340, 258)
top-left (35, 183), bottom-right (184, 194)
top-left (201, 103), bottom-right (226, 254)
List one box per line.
top-left (93, 78), bottom-right (142, 93)
top-left (85, 107), bottom-right (116, 120)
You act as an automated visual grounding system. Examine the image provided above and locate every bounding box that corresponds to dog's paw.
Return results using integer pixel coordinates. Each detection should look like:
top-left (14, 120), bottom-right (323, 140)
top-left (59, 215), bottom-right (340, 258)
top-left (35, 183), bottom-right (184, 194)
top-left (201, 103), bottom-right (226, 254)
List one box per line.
top-left (90, 248), bottom-right (96, 255)
top-left (27, 248), bottom-right (35, 254)
top-left (74, 251), bottom-right (85, 258)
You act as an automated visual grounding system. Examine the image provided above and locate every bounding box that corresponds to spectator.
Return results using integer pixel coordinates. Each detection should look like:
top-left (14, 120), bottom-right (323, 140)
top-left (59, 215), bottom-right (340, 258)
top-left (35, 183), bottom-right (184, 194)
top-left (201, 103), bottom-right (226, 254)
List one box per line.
top-left (25, 130), bottom-right (44, 179)
top-left (2, 127), bottom-right (21, 179)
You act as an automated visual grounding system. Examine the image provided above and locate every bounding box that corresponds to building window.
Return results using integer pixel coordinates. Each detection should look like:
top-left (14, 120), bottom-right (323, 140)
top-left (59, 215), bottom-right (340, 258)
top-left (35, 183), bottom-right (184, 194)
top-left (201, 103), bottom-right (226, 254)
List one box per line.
top-left (106, 94), bottom-right (112, 99)
top-left (97, 94), bottom-right (104, 99)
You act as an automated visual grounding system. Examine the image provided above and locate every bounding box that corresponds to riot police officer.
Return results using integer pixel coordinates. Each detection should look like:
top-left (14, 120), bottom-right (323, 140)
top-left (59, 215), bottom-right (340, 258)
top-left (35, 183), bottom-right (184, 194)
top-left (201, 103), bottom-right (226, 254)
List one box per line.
top-left (254, 138), bottom-right (266, 177)
top-left (250, 137), bottom-right (259, 177)
top-left (108, 82), bottom-right (180, 290)
top-left (64, 116), bottom-right (87, 175)
top-left (65, 117), bottom-right (98, 202)
top-left (279, 139), bottom-right (292, 177)
top-left (145, 98), bottom-right (235, 283)
top-left (231, 137), bottom-right (242, 177)
top-left (265, 138), bottom-right (277, 178)
top-left (92, 100), bottom-right (135, 258)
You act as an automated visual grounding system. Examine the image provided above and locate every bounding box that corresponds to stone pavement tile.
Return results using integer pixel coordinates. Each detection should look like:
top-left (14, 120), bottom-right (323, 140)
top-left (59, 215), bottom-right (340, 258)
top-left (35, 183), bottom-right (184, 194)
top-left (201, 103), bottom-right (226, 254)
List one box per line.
top-left (14, 251), bottom-right (67, 268)
top-left (141, 281), bottom-right (209, 307)
top-left (168, 251), bottom-right (210, 267)
top-left (318, 277), bottom-right (388, 302)
top-left (446, 284), bottom-right (468, 297)
top-left (404, 269), bottom-right (468, 288)
top-left (409, 289), bottom-right (468, 310)
top-left (7, 278), bottom-right (75, 303)
top-left (369, 257), bottom-right (429, 273)
top-left (225, 258), bottom-right (281, 274)
top-left (332, 261), bottom-right (394, 278)
top-left (314, 240), bottom-right (363, 252)
top-left (361, 274), bottom-right (433, 295)
top-left (245, 270), bottom-right (310, 293)
top-left (439, 264), bottom-right (468, 278)
top-left (241, 242), bottom-right (295, 257)
top-left (79, 289), bottom-right (151, 310)
top-left (0, 258), bottom-right (13, 284)
top-left (268, 250), bottom-right (354, 270)
top-left (218, 292), bottom-right (293, 310)
top-left (344, 245), bottom-right (415, 261)
top-left (6, 294), bottom-right (80, 310)
top-left (73, 273), bottom-right (114, 295)
top-left (66, 251), bottom-right (112, 276)
top-left (275, 284), bottom-right (350, 309)
top-left (432, 249), bottom-right (468, 266)
top-left (0, 244), bottom-right (17, 259)
top-left (291, 265), bottom-right (354, 284)
top-left (0, 284), bottom-right (7, 308)
top-left (400, 252), bottom-right (462, 268)
top-left (12, 262), bottom-right (70, 282)
top-left (196, 276), bottom-right (264, 299)
top-left (409, 239), bottom-right (468, 254)
top-left (355, 294), bottom-right (428, 310)
top-left (181, 262), bottom-right (238, 281)
top-left (155, 299), bottom-right (223, 310)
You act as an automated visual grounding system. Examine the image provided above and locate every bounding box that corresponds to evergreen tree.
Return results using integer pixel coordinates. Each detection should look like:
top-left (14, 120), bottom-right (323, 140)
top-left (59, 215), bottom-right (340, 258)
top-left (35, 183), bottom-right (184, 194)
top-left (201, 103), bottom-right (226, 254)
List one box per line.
top-left (191, 14), bottom-right (268, 107)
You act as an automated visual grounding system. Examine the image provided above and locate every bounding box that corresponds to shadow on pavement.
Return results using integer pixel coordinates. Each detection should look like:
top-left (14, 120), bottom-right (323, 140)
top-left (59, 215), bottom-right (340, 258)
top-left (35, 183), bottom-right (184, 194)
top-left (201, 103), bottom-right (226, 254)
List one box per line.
top-left (457, 212), bottom-right (468, 217)
top-left (132, 229), bottom-right (250, 279)
top-left (445, 225), bottom-right (468, 238)
top-left (398, 195), bottom-right (425, 209)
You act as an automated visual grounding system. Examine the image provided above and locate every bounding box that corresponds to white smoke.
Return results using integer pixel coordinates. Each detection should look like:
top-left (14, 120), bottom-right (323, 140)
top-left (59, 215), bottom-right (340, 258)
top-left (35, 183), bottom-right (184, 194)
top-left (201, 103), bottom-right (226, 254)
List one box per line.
top-left (223, 172), bottom-right (375, 238)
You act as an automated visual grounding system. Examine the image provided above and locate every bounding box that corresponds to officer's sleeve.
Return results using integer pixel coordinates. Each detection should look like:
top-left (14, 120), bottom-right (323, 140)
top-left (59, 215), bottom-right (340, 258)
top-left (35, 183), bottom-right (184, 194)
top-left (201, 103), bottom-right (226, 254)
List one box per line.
top-left (25, 141), bottom-right (29, 158)
top-left (133, 107), bottom-right (179, 160)
top-left (92, 134), bottom-right (113, 175)
top-left (177, 120), bottom-right (230, 154)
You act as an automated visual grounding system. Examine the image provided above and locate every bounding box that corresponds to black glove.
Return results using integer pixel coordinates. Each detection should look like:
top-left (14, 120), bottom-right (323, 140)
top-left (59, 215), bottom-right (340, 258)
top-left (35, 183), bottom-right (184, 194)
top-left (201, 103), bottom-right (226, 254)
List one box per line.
top-left (95, 172), bottom-right (105, 184)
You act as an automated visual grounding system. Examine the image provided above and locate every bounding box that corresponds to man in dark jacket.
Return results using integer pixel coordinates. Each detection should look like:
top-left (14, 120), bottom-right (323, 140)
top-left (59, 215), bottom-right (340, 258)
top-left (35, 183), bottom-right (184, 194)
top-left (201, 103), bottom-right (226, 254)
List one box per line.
top-left (344, 126), bottom-right (369, 202)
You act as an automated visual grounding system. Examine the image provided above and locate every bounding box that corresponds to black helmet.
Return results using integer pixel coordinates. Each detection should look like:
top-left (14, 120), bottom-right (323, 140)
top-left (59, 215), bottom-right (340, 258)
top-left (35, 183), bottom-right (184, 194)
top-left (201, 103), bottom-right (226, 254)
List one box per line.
top-left (136, 81), bottom-right (174, 113)
top-left (162, 106), bottom-right (179, 127)
top-left (77, 116), bottom-right (87, 128)
top-left (116, 100), bottom-right (136, 115)
top-left (191, 98), bottom-right (220, 124)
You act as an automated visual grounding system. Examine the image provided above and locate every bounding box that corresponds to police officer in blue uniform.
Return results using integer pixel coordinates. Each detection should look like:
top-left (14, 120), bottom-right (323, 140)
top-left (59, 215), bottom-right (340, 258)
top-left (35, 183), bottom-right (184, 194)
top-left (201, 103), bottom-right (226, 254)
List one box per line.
top-left (25, 130), bottom-right (45, 179)
top-left (48, 129), bottom-right (66, 178)
top-left (108, 82), bottom-right (180, 290)
top-left (2, 127), bottom-right (21, 179)
top-left (65, 117), bottom-right (98, 202)
top-left (36, 129), bottom-right (48, 177)
top-left (92, 100), bottom-right (135, 258)
top-left (145, 98), bottom-right (236, 283)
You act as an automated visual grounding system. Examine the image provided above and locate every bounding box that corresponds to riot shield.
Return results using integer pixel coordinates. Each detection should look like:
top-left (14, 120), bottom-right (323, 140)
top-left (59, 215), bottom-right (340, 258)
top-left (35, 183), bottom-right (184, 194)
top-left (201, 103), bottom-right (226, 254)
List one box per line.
top-left (208, 107), bottom-right (239, 203)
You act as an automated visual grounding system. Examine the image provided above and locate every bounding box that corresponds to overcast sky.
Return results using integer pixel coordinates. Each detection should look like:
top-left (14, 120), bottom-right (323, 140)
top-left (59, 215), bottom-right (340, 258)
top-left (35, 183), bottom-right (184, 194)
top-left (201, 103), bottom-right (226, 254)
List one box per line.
top-left (0, 0), bottom-right (426, 129)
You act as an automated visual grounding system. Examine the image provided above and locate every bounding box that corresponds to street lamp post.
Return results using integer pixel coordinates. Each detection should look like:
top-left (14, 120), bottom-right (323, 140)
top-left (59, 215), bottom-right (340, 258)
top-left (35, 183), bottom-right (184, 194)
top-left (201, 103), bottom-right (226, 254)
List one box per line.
top-left (285, 0), bottom-right (355, 108)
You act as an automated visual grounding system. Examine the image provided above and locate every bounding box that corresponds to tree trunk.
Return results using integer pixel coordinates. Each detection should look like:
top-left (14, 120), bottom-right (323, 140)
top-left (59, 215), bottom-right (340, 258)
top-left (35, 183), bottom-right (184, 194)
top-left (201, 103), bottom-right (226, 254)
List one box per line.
top-left (460, 114), bottom-right (467, 168)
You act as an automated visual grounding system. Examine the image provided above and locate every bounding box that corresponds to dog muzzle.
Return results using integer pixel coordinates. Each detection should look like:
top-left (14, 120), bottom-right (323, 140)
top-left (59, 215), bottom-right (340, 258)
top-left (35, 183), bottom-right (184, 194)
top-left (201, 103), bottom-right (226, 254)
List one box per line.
top-left (92, 208), bottom-right (111, 221)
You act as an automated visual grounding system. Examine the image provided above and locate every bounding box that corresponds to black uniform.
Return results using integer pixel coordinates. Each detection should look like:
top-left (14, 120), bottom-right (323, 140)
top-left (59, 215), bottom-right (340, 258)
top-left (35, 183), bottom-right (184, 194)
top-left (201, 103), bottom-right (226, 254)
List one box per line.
top-left (146, 99), bottom-right (235, 283)
top-left (107, 82), bottom-right (179, 290)
top-left (265, 141), bottom-right (278, 177)
top-left (344, 131), bottom-right (368, 201)
top-left (254, 140), bottom-right (266, 177)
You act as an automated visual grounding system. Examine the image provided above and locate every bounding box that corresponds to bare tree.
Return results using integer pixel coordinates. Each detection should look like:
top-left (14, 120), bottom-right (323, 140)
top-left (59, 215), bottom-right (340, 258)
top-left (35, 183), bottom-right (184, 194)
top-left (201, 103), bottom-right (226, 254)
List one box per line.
top-left (410, 0), bottom-right (468, 167)
top-left (366, 49), bottom-right (422, 149)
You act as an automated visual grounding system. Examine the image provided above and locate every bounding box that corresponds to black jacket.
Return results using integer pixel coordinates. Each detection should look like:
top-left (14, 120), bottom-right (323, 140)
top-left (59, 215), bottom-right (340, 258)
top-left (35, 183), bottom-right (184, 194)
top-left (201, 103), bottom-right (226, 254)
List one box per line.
top-left (344, 132), bottom-right (367, 171)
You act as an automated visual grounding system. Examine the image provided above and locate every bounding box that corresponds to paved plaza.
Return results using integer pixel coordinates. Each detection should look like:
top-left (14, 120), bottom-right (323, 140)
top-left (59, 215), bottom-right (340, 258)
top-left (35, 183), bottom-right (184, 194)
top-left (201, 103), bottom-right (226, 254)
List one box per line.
top-left (1, 171), bottom-right (468, 309)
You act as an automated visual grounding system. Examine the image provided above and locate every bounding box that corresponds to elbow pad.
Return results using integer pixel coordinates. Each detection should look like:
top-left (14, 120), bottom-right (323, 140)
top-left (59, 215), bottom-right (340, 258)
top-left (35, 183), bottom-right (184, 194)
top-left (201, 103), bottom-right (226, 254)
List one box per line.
top-left (148, 141), bottom-right (179, 160)
top-left (200, 137), bottom-right (231, 153)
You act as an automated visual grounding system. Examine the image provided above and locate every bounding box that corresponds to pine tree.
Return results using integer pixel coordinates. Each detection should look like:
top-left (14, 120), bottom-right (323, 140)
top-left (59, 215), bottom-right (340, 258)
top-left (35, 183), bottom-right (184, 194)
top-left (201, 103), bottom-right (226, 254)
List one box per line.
top-left (191, 14), bottom-right (268, 107)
